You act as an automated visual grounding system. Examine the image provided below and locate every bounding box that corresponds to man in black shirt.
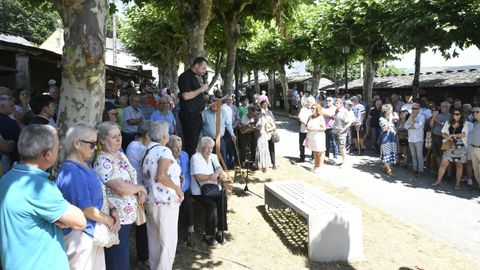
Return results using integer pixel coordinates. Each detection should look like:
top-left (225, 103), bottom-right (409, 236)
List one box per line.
top-left (29, 95), bottom-right (56, 125)
top-left (0, 95), bottom-right (21, 168)
top-left (178, 57), bottom-right (209, 156)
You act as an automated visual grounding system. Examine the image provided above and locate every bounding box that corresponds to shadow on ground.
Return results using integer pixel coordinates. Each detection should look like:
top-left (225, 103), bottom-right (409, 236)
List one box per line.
top-left (351, 155), bottom-right (480, 200)
top-left (257, 205), bottom-right (357, 270)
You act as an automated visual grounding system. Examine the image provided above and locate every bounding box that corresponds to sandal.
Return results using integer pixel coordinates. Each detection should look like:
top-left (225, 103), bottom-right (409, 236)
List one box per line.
top-left (431, 181), bottom-right (442, 187)
top-left (454, 185), bottom-right (461, 191)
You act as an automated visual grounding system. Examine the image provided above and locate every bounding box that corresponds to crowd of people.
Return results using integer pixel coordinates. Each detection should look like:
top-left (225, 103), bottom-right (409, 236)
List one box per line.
top-left (0, 57), bottom-right (280, 270)
top-left (294, 91), bottom-right (480, 192)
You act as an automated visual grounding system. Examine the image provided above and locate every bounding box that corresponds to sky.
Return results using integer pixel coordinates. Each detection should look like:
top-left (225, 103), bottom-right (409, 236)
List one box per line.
top-left (389, 45), bottom-right (480, 71)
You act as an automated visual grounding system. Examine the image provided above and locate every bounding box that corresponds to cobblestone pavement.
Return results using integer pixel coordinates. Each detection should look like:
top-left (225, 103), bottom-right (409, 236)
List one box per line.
top-left (274, 114), bottom-right (480, 260)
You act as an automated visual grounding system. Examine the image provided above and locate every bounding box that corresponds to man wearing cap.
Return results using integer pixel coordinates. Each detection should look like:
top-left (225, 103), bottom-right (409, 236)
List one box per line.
top-left (351, 96), bottom-right (366, 153)
top-left (334, 98), bottom-right (354, 166)
top-left (178, 57), bottom-right (210, 156)
top-left (298, 96), bottom-right (315, 163)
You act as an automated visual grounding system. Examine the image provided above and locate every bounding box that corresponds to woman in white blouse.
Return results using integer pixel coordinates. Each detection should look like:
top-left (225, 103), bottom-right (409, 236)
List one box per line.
top-left (94, 122), bottom-right (147, 270)
top-left (190, 137), bottom-right (228, 246)
top-left (142, 121), bottom-right (183, 269)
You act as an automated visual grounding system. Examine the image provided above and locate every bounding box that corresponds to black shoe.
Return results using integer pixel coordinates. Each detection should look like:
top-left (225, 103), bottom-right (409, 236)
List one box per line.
top-left (202, 235), bottom-right (218, 246)
top-left (298, 158), bottom-right (305, 163)
top-left (186, 232), bottom-right (197, 247)
top-left (215, 233), bottom-right (225, 245)
top-left (272, 165), bottom-right (277, 170)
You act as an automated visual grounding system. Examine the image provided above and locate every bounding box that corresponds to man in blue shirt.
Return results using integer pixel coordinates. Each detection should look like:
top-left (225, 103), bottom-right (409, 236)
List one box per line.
top-left (0, 125), bottom-right (86, 270)
top-left (150, 97), bottom-right (176, 134)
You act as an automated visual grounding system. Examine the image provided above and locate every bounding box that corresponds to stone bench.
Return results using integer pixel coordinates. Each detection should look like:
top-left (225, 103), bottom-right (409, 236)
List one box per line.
top-left (264, 181), bottom-right (364, 262)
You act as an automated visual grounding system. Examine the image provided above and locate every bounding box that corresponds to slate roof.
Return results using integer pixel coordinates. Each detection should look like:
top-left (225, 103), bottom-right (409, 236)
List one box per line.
top-left (320, 69), bottom-right (480, 91)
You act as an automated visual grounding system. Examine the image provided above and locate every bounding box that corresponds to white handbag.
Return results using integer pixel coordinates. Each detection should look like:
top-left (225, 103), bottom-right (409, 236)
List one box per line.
top-left (93, 186), bottom-right (120, 248)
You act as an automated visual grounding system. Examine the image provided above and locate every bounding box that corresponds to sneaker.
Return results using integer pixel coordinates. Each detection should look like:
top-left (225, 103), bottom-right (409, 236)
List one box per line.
top-left (202, 235), bottom-right (218, 247)
top-left (215, 233), bottom-right (225, 245)
top-left (467, 179), bottom-right (473, 186)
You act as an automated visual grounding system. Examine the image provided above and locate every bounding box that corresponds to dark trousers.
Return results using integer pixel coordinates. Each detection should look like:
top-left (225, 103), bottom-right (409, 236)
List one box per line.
top-left (239, 132), bottom-right (256, 167)
top-left (105, 224), bottom-right (132, 270)
top-left (135, 224), bottom-right (148, 262)
top-left (299, 132), bottom-right (307, 160)
top-left (181, 189), bottom-right (195, 229)
top-left (325, 128), bottom-right (338, 158)
top-left (223, 130), bottom-right (237, 169)
top-left (179, 110), bottom-right (203, 157)
top-left (268, 139), bottom-right (276, 167)
top-left (121, 132), bottom-right (136, 152)
top-left (192, 193), bottom-right (228, 236)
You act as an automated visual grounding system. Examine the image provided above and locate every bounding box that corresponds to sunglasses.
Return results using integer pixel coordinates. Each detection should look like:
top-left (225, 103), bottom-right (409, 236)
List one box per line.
top-left (80, 140), bottom-right (97, 149)
top-left (412, 108), bottom-right (420, 110)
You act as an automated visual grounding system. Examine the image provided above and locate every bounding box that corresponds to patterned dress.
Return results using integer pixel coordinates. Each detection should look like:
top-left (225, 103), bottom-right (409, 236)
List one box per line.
top-left (442, 123), bottom-right (467, 163)
top-left (379, 117), bottom-right (398, 164)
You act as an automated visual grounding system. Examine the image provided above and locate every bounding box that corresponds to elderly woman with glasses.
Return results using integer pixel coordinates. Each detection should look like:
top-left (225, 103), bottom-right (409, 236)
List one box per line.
top-left (56, 123), bottom-right (121, 270)
top-left (94, 122), bottom-right (147, 270)
top-left (432, 109), bottom-right (469, 190)
top-left (142, 121), bottom-right (183, 269)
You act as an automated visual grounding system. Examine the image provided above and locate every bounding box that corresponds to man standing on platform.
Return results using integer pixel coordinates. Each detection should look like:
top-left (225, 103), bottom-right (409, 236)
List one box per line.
top-left (178, 57), bottom-right (210, 156)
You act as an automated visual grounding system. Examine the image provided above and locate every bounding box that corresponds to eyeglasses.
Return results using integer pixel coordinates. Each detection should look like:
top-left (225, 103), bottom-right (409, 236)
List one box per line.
top-left (412, 108), bottom-right (420, 110)
top-left (80, 140), bottom-right (97, 149)
top-left (108, 112), bottom-right (118, 116)
top-left (453, 113), bottom-right (461, 116)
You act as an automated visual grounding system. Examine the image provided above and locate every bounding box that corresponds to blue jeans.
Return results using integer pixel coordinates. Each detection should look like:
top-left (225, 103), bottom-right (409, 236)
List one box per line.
top-left (409, 141), bottom-right (424, 172)
top-left (370, 126), bottom-right (381, 151)
top-left (105, 224), bottom-right (133, 270)
top-left (325, 129), bottom-right (338, 158)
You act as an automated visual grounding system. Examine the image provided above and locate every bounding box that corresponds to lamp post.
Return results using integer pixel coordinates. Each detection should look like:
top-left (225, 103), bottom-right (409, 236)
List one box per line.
top-left (342, 45), bottom-right (350, 94)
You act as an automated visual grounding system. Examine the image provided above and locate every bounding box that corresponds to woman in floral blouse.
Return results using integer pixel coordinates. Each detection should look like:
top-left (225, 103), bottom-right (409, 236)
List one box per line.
top-left (141, 121), bottom-right (183, 269)
top-left (94, 122), bottom-right (147, 270)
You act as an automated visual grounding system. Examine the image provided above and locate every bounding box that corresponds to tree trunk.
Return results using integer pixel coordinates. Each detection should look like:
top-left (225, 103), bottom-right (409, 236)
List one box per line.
top-left (278, 63), bottom-right (289, 111)
top-left (209, 51), bottom-right (223, 90)
top-left (181, 0), bottom-right (213, 64)
top-left (412, 46), bottom-right (422, 99)
top-left (52, 0), bottom-right (108, 138)
top-left (255, 69), bottom-right (261, 93)
top-left (310, 62), bottom-right (322, 96)
top-left (267, 69), bottom-right (274, 104)
top-left (333, 67), bottom-right (339, 94)
top-left (362, 51), bottom-right (375, 108)
top-left (166, 52), bottom-right (179, 93)
top-left (223, 20), bottom-right (239, 94)
top-left (247, 71), bottom-right (251, 88)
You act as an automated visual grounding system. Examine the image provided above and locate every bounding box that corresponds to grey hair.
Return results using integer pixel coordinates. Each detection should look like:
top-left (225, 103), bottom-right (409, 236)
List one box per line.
top-left (96, 121), bottom-right (120, 142)
top-left (463, 103), bottom-right (472, 111)
top-left (148, 121), bottom-right (169, 143)
top-left (197, 136), bottom-right (215, 152)
top-left (129, 94), bottom-right (142, 104)
top-left (137, 120), bottom-right (150, 137)
top-left (63, 123), bottom-right (98, 156)
top-left (18, 124), bottom-right (57, 161)
top-left (441, 101), bottom-right (450, 108)
top-left (167, 135), bottom-right (182, 149)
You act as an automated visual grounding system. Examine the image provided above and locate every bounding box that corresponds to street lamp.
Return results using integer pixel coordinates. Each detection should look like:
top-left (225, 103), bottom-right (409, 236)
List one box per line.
top-left (342, 45), bottom-right (350, 93)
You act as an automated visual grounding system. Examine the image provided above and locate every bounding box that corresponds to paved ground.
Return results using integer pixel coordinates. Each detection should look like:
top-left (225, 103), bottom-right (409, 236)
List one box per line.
top-left (274, 114), bottom-right (480, 262)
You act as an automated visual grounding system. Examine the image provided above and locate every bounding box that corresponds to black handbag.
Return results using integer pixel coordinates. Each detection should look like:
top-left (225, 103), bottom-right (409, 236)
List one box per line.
top-left (196, 158), bottom-right (222, 198)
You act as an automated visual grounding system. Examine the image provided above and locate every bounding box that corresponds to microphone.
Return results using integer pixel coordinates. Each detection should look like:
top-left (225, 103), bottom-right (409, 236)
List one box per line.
top-left (202, 72), bottom-right (208, 85)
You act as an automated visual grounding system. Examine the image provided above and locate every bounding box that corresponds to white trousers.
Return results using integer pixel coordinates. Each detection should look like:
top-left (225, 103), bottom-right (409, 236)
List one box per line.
top-left (146, 203), bottom-right (180, 270)
top-left (64, 229), bottom-right (105, 270)
top-left (472, 147), bottom-right (480, 185)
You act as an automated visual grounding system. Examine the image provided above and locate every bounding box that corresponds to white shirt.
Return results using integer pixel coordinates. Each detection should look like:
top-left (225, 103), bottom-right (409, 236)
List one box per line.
top-left (222, 104), bottom-right (233, 129)
top-left (126, 140), bottom-right (146, 186)
top-left (298, 107), bottom-right (312, 133)
top-left (190, 153), bottom-right (221, 196)
top-left (401, 103), bottom-right (413, 114)
top-left (123, 106), bottom-right (144, 133)
top-left (352, 103), bottom-right (365, 124)
top-left (404, 114), bottom-right (425, 143)
top-left (142, 142), bottom-right (181, 207)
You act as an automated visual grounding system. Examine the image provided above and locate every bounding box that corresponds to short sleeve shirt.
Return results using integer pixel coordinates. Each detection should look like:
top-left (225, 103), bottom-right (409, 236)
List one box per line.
top-left (178, 151), bottom-right (191, 192)
top-left (94, 151), bottom-right (137, 224)
top-left (126, 140), bottom-right (146, 186)
top-left (352, 104), bottom-right (366, 124)
top-left (142, 143), bottom-right (181, 207)
top-left (334, 108), bottom-right (352, 132)
top-left (0, 163), bottom-right (70, 270)
top-left (56, 160), bottom-right (103, 237)
top-left (178, 69), bottom-right (204, 113)
top-left (369, 107), bottom-right (381, 128)
top-left (123, 106), bottom-right (144, 134)
top-left (150, 110), bottom-right (176, 134)
top-left (190, 153), bottom-right (221, 196)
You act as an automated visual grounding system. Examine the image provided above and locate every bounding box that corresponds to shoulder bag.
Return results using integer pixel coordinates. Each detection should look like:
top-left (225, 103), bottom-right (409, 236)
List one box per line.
top-left (196, 158), bottom-right (222, 198)
top-left (93, 185), bottom-right (120, 247)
